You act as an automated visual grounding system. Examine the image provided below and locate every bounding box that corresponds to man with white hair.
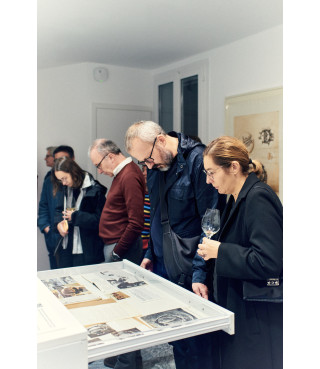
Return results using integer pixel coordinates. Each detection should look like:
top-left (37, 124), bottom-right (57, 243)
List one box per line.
top-left (125, 121), bottom-right (226, 369)
top-left (89, 138), bottom-right (144, 369)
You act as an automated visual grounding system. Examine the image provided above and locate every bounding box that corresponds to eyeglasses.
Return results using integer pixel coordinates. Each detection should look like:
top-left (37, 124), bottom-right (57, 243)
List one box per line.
top-left (58, 176), bottom-right (69, 184)
top-left (203, 167), bottom-right (222, 179)
top-left (96, 153), bottom-right (109, 169)
top-left (138, 137), bottom-right (157, 165)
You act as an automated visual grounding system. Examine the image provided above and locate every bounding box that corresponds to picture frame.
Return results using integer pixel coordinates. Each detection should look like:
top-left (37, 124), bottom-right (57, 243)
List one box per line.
top-left (225, 87), bottom-right (283, 202)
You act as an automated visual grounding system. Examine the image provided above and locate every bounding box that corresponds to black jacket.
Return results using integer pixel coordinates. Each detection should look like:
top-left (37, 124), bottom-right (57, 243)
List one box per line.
top-left (212, 173), bottom-right (283, 369)
top-left (145, 132), bottom-right (226, 262)
top-left (55, 173), bottom-right (107, 266)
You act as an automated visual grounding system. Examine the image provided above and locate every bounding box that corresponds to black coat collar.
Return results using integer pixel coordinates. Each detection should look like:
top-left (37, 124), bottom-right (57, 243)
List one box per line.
top-left (219, 173), bottom-right (260, 239)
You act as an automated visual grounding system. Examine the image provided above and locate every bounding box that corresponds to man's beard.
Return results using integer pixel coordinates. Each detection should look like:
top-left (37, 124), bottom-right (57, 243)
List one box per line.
top-left (153, 147), bottom-right (173, 171)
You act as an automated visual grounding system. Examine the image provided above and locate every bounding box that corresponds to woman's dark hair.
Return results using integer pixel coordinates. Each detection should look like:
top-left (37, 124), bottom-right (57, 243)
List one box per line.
top-left (51, 157), bottom-right (85, 195)
top-left (204, 136), bottom-right (267, 182)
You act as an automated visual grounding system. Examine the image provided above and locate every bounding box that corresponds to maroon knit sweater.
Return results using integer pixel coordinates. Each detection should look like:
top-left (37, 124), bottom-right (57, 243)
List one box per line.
top-left (99, 161), bottom-right (145, 257)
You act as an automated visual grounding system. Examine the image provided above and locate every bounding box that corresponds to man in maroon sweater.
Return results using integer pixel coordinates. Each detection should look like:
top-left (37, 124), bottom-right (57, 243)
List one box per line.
top-left (89, 138), bottom-right (144, 264)
top-left (89, 138), bottom-right (144, 369)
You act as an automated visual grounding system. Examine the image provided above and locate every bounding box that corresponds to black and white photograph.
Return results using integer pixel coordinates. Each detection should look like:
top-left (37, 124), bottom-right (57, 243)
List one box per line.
top-left (87, 323), bottom-right (116, 339)
top-left (140, 308), bottom-right (197, 329)
top-left (100, 271), bottom-right (147, 290)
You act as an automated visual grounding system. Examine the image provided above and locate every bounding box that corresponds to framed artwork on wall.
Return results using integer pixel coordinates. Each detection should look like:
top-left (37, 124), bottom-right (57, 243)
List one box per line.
top-left (225, 87), bottom-right (283, 201)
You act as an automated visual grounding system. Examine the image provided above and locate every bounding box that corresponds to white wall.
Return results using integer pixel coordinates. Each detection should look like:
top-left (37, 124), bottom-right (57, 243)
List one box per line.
top-left (37, 25), bottom-right (282, 270)
top-left (151, 25), bottom-right (283, 144)
top-left (37, 63), bottom-right (153, 270)
top-left (208, 25), bottom-right (282, 141)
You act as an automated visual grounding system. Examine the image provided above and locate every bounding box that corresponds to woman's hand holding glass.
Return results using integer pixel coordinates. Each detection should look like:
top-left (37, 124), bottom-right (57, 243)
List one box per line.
top-left (63, 208), bottom-right (76, 222)
top-left (198, 208), bottom-right (221, 260)
top-left (197, 238), bottom-right (221, 260)
top-left (201, 208), bottom-right (220, 239)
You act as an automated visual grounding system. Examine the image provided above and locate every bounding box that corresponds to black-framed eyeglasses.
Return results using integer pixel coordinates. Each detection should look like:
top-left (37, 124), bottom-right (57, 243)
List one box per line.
top-left (203, 167), bottom-right (221, 179)
top-left (96, 153), bottom-right (109, 169)
top-left (138, 137), bottom-right (157, 165)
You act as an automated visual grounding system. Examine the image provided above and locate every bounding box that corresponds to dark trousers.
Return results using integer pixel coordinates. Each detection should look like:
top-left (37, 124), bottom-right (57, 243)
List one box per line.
top-left (103, 241), bottom-right (143, 369)
top-left (48, 250), bottom-right (58, 269)
top-left (58, 249), bottom-right (86, 268)
top-left (171, 331), bottom-right (220, 369)
top-left (153, 257), bottom-right (220, 369)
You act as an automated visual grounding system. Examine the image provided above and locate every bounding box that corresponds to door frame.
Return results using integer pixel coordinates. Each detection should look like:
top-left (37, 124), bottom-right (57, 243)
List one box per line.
top-left (90, 103), bottom-right (153, 177)
top-left (153, 59), bottom-right (209, 141)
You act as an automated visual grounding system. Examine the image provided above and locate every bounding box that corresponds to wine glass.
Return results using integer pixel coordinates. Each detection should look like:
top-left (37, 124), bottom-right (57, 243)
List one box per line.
top-left (201, 208), bottom-right (220, 239)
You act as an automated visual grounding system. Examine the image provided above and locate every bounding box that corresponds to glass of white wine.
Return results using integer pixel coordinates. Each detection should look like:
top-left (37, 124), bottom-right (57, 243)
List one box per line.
top-left (201, 208), bottom-right (220, 239)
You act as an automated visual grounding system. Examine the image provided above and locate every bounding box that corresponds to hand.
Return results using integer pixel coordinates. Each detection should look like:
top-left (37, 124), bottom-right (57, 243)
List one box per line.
top-left (57, 220), bottom-right (68, 237)
top-left (62, 209), bottom-right (75, 222)
top-left (110, 251), bottom-right (121, 262)
top-left (140, 258), bottom-right (153, 271)
top-left (192, 283), bottom-right (209, 300)
top-left (44, 226), bottom-right (50, 234)
top-left (197, 237), bottom-right (221, 261)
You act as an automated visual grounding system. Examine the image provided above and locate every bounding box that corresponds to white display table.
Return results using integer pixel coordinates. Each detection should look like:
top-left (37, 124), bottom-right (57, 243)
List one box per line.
top-left (37, 260), bottom-right (234, 365)
top-left (37, 279), bottom-right (88, 369)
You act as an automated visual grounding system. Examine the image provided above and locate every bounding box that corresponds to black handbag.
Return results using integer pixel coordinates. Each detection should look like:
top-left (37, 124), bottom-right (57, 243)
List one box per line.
top-left (159, 175), bottom-right (200, 290)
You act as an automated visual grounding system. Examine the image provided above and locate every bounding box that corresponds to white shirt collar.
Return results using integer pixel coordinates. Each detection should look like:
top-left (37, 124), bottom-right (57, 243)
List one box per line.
top-left (113, 157), bottom-right (132, 177)
top-left (81, 172), bottom-right (92, 189)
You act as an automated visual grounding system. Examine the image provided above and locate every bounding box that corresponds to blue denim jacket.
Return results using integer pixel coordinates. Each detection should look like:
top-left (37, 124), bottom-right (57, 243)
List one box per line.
top-left (145, 132), bottom-right (226, 262)
top-left (37, 171), bottom-right (64, 252)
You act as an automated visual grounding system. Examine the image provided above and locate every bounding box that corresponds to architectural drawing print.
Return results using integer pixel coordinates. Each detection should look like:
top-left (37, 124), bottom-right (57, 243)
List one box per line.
top-left (225, 88), bottom-right (282, 200)
top-left (87, 323), bottom-right (116, 338)
top-left (100, 271), bottom-right (147, 289)
top-left (258, 128), bottom-right (274, 145)
top-left (112, 328), bottom-right (143, 340)
top-left (241, 132), bottom-right (254, 153)
top-left (234, 111), bottom-right (279, 194)
top-left (140, 308), bottom-right (197, 328)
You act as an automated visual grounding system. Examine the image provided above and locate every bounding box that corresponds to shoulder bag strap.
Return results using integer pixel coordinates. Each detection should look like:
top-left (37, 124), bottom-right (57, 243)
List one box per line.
top-left (159, 174), bottom-right (169, 224)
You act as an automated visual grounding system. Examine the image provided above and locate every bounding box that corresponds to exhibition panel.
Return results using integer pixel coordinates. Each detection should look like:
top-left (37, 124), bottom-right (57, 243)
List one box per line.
top-left (37, 260), bottom-right (234, 363)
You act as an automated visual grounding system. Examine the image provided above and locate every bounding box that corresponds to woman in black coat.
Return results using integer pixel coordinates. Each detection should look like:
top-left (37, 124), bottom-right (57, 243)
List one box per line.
top-left (193, 136), bottom-right (283, 369)
top-left (52, 157), bottom-right (107, 268)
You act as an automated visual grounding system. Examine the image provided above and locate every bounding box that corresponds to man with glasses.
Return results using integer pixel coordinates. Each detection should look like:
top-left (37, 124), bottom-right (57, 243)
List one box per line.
top-left (38, 145), bottom-right (75, 269)
top-left (125, 121), bottom-right (226, 369)
top-left (89, 139), bottom-right (144, 369)
top-left (89, 139), bottom-right (145, 264)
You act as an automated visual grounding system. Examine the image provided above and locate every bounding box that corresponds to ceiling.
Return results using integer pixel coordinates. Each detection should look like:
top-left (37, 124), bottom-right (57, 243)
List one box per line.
top-left (37, 0), bottom-right (282, 70)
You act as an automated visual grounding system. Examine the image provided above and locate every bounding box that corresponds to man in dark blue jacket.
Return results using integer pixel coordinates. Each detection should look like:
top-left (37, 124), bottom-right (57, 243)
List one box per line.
top-left (125, 121), bottom-right (226, 369)
top-left (37, 145), bottom-right (75, 269)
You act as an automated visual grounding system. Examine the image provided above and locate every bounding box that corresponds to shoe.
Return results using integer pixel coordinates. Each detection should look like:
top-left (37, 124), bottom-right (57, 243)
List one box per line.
top-left (103, 356), bottom-right (118, 368)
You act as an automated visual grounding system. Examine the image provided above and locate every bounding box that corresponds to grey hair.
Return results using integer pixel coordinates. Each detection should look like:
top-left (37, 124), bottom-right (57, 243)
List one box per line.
top-left (46, 146), bottom-right (58, 156)
top-left (125, 121), bottom-right (166, 152)
top-left (88, 139), bottom-right (121, 157)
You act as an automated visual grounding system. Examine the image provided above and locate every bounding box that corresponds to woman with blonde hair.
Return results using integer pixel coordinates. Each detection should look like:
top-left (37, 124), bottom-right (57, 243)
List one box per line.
top-left (192, 136), bottom-right (283, 369)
